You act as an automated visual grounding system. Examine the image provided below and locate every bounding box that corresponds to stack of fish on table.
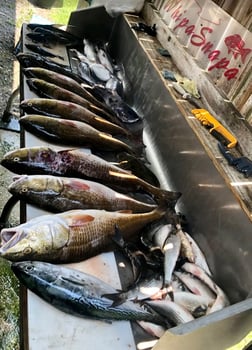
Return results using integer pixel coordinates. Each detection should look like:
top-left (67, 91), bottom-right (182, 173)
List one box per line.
top-left (0, 23), bottom-right (229, 340)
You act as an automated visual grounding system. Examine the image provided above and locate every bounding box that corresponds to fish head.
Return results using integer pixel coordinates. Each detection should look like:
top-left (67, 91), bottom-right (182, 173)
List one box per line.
top-left (1, 147), bottom-right (57, 175)
top-left (11, 261), bottom-right (59, 290)
top-left (8, 174), bottom-right (63, 199)
top-left (20, 98), bottom-right (52, 115)
top-left (19, 115), bottom-right (43, 130)
top-left (153, 224), bottom-right (174, 249)
top-left (23, 67), bottom-right (38, 79)
top-left (20, 99), bottom-right (37, 113)
top-left (26, 78), bottom-right (42, 93)
top-left (16, 52), bottom-right (42, 68)
top-left (0, 217), bottom-right (69, 262)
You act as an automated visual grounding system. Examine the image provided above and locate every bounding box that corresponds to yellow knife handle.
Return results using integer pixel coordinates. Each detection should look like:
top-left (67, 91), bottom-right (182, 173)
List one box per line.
top-left (191, 109), bottom-right (237, 148)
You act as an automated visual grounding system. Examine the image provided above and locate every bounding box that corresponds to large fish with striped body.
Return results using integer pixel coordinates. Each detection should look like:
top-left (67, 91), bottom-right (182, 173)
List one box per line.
top-left (11, 261), bottom-right (166, 325)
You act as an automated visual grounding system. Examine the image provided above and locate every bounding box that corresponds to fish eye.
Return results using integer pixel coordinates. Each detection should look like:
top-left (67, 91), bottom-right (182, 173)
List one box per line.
top-left (25, 265), bottom-right (34, 272)
top-left (23, 246), bottom-right (33, 255)
top-left (21, 186), bottom-right (28, 193)
top-left (14, 157), bottom-right (20, 162)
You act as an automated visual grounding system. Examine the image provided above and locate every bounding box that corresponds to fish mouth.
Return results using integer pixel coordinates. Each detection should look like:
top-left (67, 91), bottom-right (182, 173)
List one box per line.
top-left (12, 175), bottom-right (23, 181)
top-left (8, 175), bottom-right (25, 192)
top-left (0, 229), bottom-right (25, 253)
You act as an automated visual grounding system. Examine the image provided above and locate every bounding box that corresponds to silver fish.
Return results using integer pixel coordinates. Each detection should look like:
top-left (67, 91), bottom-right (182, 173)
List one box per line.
top-left (184, 232), bottom-right (212, 275)
top-left (145, 299), bottom-right (194, 325)
top-left (83, 38), bottom-right (97, 62)
top-left (152, 224), bottom-right (180, 289)
top-left (181, 262), bottom-right (230, 313)
top-left (173, 291), bottom-right (211, 316)
top-left (163, 233), bottom-right (181, 288)
top-left (174, 271), bottom-right (216, 302)
top-left (97, 47), bottom-right (114, 73)
top-left (90, 63), bottom-right (111, 82)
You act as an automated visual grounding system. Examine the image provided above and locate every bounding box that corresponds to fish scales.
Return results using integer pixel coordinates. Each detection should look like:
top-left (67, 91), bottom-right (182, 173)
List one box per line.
top-left (1, 147), bottom-right (181, 205)
top-left (23, 67), bottom-right (95, 103)
top-left (12, 261), bottom-right (165, 324)
top-left (8, 175), bottom-right (156, 213)
top-left (23, 67), bottom-right (115, 116)
top-left (26, 78), bottom-right (115, 122)
top-left (19, 115), bottom-right (133, 153)
top-left (0, 208), bottom-right (166, 263)
top-left (20, 98), bottom-right (124, 135)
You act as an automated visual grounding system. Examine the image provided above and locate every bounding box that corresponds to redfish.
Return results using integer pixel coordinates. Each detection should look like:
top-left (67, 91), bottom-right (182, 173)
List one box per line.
top-left (0, 207), bottom-right (166, 263)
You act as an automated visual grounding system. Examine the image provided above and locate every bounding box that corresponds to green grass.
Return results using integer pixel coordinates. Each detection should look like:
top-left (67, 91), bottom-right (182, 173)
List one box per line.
top-left (16, 7), bottom-right (34, 32)
top-left (49, 0), bottom-right (79, 25)
top-left (0, 259), bottom-right (19, 350)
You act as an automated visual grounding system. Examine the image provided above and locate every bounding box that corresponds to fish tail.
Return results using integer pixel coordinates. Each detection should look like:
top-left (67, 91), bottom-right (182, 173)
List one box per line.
top-left (143, 303), bottom-right (171, 327)
top-left (101, 291), bottom-right (126, 307)
top-left (155, 188), bottom-right (182, 209)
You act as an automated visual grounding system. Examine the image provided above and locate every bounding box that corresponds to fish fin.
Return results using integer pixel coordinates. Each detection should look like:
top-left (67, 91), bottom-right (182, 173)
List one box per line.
top-left (65, 179), bottom-right (90, 191)
top-left (108, 170), bottom-right (137, 180)
top-left (112, 224), bottom-right (125, 248)
top-left (156, 189), bottom-right (182, 209)
top-left (57, 148), bottom-right (76, 154)
top-left (116, 210), bottom-right (132, 214)
top-left (60, 275), bottom-right (87, 287)
top-left (161, 284), bottom-right (174, 301)
top-left (101, 292), bottom-right (126, 307)
top-left (61, 119), bottom-right (78, 128)
top-left (68, 214), bottom-right (95, 226)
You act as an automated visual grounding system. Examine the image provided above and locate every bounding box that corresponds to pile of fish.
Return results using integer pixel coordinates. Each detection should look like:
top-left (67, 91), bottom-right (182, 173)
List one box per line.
top-left (0, 23), bottom-right (230, 336)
